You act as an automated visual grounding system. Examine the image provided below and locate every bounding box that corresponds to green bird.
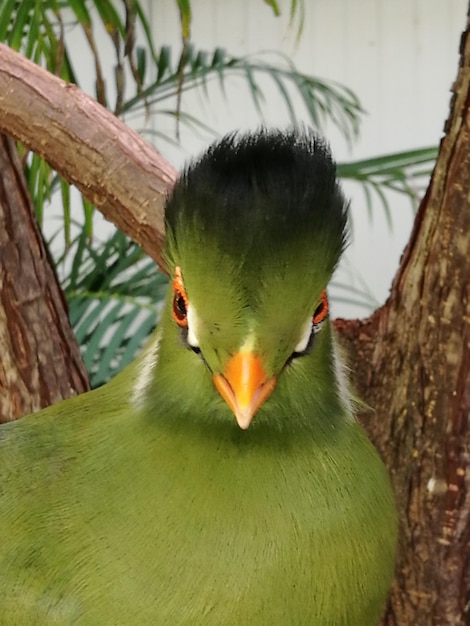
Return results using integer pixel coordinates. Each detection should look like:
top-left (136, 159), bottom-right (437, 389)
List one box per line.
top-left (0, 129), bottom-right (396, 625)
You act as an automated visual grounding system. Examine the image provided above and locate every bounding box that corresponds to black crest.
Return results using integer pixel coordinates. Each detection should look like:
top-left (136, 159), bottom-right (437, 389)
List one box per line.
top-left (165, 128), bottom-right (348, 275)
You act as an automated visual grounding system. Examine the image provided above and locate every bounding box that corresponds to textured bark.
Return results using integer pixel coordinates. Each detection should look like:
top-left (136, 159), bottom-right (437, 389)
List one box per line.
top-left (337, 12), bottom-right (470, 625)
top-left (0, 43), bottom-right (176, 271)
top-left (0, 135), bottom-right (89, 422)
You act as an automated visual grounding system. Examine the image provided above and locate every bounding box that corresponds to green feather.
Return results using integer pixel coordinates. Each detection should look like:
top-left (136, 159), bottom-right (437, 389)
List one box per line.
top-left (0, 129), bottom-right (397, 625)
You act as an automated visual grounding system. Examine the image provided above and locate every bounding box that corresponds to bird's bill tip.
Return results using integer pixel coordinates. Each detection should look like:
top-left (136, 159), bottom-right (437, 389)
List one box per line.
top-left (212, 351), bottom-right (276, 429)
top-left (233, 408), bottom-right (254, 430)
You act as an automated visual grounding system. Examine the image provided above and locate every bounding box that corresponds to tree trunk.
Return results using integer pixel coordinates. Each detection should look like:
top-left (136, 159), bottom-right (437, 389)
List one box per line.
top-left (0, 135), bottom-right (89, 421)
top-left (337, 11), bottom-right (470, 625)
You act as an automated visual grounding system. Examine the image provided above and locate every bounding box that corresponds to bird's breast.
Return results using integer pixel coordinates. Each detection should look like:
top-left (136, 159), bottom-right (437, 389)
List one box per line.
top-left (75, 421), bottom-right (396, 625)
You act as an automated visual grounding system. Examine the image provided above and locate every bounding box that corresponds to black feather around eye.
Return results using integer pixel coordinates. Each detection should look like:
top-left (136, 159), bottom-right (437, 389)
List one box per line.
top-left (175, 293), bottom-right (187, 317)
top-left (177, 326), bottom-right (201, 355)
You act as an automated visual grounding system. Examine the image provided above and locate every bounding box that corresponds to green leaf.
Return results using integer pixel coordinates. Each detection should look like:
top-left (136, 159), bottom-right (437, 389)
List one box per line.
top-left (134, 1), bottom-right (159, 63)
top-left (156, 45), bottom-right (172, 82)
top-left (69, 231), bottom-right (88, 290)
top-left (68, 296), bottom-right (91, 328)
top-left (92, 307), bottom-right (144, 386)
top-left (264, 0), bottom-right (280, 17)
top-left (59, 179), bottom-right (71, 249)
top-left (0, 0), bottom-right (17, 42)
top-left (82, 300), bottom-right (124, 373)
top-left (337, 147), bottom-right (438, 219)
top-left (68, 0), bottom-right (91, 26)
top-left (136, 46), bottom-right (146, 83)
top-left (8, 0), bottom-right (32, 50)
top-left (60, 230), bottom-right (167, 385)
top-left (93, 0), bottom-right (124, 37)
top-left (74, 299), bottom-right (110, 345)
top-left (176, 0), bottom-right (191, 39)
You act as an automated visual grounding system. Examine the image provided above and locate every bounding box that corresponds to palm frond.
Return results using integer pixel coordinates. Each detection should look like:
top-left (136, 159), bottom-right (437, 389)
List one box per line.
top-left (338, 147), bottom-right (438, 216)
top-left (330, 279), bottom-right (380, 314)
top-left (60, 229), bottom-right (168, 387)
top-left (122, 46), bottom-right (364, 144)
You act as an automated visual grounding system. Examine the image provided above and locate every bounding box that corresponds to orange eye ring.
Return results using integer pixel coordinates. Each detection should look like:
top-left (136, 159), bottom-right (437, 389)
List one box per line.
top-left (313, 289), bottom-right (328, 325)
top-left (171, 266), bottom-right (188, 327)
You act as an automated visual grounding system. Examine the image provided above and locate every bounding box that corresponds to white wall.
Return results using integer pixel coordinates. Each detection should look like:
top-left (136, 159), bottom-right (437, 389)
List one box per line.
top-left (52, 0), bottom-right (469, 317)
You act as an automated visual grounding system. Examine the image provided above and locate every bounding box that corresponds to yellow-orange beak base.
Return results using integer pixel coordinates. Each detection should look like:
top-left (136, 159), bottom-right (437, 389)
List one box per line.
top-left (212, 351), bottom-right (276, 429)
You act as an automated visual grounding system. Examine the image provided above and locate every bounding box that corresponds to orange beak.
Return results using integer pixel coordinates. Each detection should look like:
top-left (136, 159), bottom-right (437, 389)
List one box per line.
top-left (212, 351), bottom-right (276, 429)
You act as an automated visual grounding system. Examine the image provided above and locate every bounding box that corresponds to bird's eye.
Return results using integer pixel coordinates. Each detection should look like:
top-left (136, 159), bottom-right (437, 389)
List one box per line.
top-left (313, 289), bottom-right (328, 326)
top-left (171, 267), bottom-right (188, 327)
top-left (173, 291), bottom-right (187, 325)
top-left (289, 289), bottom-right (329, 362)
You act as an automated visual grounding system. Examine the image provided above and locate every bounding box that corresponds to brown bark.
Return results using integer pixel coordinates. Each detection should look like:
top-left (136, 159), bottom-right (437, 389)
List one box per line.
top-left (0, 134), bottom-right (89, 422)
top-left (0, 43), bottom-right (176, 272)
top-left (337, 12), bottom-right (470, 625)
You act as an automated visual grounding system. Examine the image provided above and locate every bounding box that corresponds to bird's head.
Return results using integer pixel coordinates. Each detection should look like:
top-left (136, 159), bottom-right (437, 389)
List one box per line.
top-left (163, 129), bottom-right (348, 430)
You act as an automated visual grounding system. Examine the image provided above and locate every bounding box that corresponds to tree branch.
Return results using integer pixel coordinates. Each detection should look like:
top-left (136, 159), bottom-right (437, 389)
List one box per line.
top-left (0, 43), bottom-right (176, 271)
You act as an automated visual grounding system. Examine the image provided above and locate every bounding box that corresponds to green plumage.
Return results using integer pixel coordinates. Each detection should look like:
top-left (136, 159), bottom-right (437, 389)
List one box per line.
top-left (0, 129), bottom-right (397, 625)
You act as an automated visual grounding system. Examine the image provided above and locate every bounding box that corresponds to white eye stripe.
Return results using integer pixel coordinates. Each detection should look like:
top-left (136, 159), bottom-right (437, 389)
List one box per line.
top-left (293, 313), bottom-right (327, 356)
top-left (132, 332), bottom-right (161, 406)
top-left (186, 302), bottom-right (200, 348)
top-left (294, 317), bottom-right (314, 354)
